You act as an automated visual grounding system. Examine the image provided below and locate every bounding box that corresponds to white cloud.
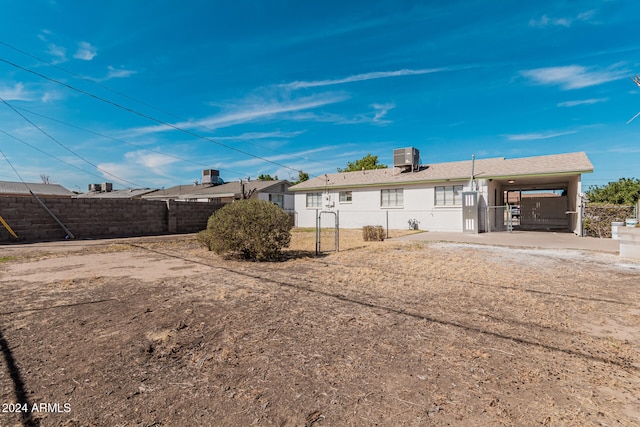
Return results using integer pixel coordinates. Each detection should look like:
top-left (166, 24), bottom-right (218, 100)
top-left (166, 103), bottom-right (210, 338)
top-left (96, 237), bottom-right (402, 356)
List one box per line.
top-left (125, 150), bottom-right (178, 169)
top-left (503, 131), bottom-right (576, 141)
top-left (106, 65), bottom-right (137, 79)
top-left (529, 10), bottom-right (595, 28)
top-left (214, 131), bottom-right (305, 141)
top-left (0, 83), bottom-right (34, 101)
top-left (520, 65), bottom-right (627, 89)
top-left (557, 98), bottom-right (607, 107)
top-left (372, 103), bottom-right (395, 124)
top-left (126, 93), bottom-right (348, 137)
top-left (47, 43), bottom-right (67, 63)
top-left (73, 41), bottom-right (97, 60)
top-left (282, 68), bottom-right (449, 90)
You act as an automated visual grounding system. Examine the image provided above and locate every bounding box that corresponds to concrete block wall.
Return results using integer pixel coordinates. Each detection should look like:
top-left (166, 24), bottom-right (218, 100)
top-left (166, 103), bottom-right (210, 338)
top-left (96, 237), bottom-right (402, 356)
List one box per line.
top-left (0, 197), bottom-right (223, 244)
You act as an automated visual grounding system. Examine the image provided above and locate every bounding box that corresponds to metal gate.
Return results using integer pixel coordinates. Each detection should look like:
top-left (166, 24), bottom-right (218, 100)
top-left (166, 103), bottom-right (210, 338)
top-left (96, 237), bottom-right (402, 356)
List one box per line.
top-left (462, 191), bottom-right (479, 234)
top-left (316, 210), bottom-right (339, 255)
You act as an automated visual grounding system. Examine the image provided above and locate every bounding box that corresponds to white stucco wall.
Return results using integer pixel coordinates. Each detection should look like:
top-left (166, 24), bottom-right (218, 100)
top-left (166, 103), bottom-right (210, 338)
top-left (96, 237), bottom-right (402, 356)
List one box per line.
top-left (258, 192), bottom-right (295, 211)
top-left (294, 181), bottom-right (471, 231)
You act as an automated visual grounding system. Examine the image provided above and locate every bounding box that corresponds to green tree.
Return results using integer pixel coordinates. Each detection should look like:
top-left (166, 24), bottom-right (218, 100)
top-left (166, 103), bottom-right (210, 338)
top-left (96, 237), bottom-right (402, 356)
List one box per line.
top-left (197, 199), bottom-right (292, 261)
top-left (586, 177), bottom-right (640, 205)
top-left (291, 170), bottom-right (309, 184)
top-left (257, 174), bottom-right (278, 181)
top-left (337, 153), bottom-right (387, 173)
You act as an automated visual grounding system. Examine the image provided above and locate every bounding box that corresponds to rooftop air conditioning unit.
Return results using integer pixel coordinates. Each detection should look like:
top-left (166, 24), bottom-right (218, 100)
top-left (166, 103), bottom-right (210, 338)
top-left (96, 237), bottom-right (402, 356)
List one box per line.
top-left (202, 169), bottom-right (223, 185)
top-left (102, 182), bottom-right (113, 192)
top-left (393, 147), bottom-right (420, 172)
top-left (88, 183), bottom-right (101, 192)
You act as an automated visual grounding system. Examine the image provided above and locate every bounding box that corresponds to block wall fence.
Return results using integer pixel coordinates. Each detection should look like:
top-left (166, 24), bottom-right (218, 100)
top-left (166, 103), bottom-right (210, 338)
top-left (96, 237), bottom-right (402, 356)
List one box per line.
top-left (0, 197), bottom-right (224, 244)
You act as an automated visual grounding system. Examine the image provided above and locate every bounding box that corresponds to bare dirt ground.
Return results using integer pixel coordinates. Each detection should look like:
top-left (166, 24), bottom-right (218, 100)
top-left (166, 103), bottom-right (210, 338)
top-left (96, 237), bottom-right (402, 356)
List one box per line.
top-left (1, 230), bottom-right (639, 426)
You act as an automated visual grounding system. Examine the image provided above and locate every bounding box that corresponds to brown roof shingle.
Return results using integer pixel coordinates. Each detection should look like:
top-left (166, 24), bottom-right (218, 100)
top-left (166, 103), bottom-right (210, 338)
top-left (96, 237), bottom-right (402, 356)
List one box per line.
top-left (289, 152), bottom-right (593, 191)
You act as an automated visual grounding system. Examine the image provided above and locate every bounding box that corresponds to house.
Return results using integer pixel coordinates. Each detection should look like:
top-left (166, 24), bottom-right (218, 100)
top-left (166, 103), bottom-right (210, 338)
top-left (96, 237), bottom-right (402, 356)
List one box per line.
top-left (289, 150), bottom-right (593, 235)
top-left (0, 181), bottom-right (74, 198)
top-left (76, 182), bottom-right (158, 199)
top-left (141, 171), bottom-right (294, 211)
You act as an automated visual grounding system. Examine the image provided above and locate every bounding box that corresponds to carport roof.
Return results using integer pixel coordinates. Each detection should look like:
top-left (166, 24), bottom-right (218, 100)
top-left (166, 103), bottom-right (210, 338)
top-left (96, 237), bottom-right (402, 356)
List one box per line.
top-left (289, 152), bottom-right (593, 191)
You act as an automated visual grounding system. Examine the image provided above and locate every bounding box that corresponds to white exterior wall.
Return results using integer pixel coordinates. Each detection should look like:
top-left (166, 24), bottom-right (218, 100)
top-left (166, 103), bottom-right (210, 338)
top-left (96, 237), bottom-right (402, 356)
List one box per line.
top-left (294, 181), bottom-right (471, 231)
top-left (258, 192), bottom-right (295, 211)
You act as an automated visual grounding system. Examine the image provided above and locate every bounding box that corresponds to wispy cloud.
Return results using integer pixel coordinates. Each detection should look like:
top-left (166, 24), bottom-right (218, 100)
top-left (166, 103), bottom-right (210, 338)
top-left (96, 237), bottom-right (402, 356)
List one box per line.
top-left (520, 65), bottom-right (627, 89)
top-left (126, 93), bottom-right (348, 137)
top-left (106, 65), bottom-right (137, 79)
top-left (0, 83), bottom-right (34, 101)
top-left (557, 98), bottom-right (607, 107)
top-left (46, 43), bottom-right (67, 63)
top-left (503, 130), bottom-right (576, 141)
top-left (213, 131), bottom-right (305, 141)
top-left (529, 10), bottom-right (595, 28)
top-left (286, 103), bottom-right (395, 126)
top-left (73, 41), bottom-right (97, 60)
top-left (282, 68), bottom-right (448, 90)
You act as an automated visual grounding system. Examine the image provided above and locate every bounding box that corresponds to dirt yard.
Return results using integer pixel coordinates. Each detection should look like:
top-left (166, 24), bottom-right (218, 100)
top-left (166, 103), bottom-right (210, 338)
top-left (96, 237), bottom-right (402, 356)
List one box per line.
top-left (1, 230), bottom-right (639, 426)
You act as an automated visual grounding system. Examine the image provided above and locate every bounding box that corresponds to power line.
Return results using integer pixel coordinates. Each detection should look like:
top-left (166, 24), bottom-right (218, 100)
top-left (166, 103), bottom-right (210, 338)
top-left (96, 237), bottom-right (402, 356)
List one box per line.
top-left (0, 56), bottom-right (311, 176)
top-left (0, 41), bottom-right (340, 172)
top-left (0, 96), bottom-right (142, 187)
top-left (0, 129), bottom-right (111, 183)
top-left (11, 105), bottom-right (247, 178)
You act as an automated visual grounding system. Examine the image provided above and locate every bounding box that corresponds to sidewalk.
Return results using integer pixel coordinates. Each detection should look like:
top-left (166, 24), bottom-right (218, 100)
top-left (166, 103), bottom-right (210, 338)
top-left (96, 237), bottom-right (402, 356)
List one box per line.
top-left (391, 230), bottom-right (620, 254)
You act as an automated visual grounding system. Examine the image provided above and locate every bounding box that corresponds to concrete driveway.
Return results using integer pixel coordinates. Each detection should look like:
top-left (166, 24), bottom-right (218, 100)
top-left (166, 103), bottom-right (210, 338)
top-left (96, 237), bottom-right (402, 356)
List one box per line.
top-left (391, 230), bottom-right (620, 254)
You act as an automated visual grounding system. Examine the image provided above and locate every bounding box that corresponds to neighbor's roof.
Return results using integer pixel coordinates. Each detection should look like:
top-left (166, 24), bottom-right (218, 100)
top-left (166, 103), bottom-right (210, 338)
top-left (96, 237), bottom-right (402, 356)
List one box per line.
top-left (142, 180), bottom-right (291, 200)
top-left (75, 188), bottom-right (158, 198)
top-left (290, 152), bottom-right (594, 191)
top-left (0, 181), bottom-right (74, 197)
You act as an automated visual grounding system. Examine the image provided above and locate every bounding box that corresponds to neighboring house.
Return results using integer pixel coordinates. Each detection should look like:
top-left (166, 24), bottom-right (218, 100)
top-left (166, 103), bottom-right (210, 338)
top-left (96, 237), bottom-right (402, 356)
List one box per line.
top-left (0, 181), bottom-right (74, 198)
top-left (76, 183), bottom-right (158, 199)
top-left (142, 178), bottom-right (294, 211)
top-left (289, 150), bottom-right (593, 235)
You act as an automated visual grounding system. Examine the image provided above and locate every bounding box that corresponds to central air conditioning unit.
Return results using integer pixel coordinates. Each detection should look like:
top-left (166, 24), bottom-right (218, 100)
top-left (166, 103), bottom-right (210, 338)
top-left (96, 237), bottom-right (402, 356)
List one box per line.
top-left (202, 169), bottom-right (223, 185)
top-left (101, 182), bottom-right (113, 192)
top-left (88, 183), bottom-right (101, 192)
top-left (393, 147), bottom-right (420, 172)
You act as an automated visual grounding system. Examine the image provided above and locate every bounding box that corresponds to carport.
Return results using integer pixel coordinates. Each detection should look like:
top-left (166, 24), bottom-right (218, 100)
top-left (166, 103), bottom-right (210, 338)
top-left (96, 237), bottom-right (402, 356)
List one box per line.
top-left (480, 160), bottom-right (589, 235)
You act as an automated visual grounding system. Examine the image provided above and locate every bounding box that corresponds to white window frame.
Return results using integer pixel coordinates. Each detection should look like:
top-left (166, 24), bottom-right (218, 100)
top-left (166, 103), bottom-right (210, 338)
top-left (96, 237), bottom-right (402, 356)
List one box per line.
top-left (306, 192), bottom-right (322, 208)
top-left (380, 188), bottom-right (403, 208)
top-left (435, 185), bottom-right (463, 206)
top-left (339, 191), bottom-right (352, 203)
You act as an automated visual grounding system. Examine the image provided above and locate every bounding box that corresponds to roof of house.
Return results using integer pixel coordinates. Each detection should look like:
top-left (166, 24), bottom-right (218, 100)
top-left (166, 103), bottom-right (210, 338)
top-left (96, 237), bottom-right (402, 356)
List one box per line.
top-left (141, 180), bottom-right (291, 200)
top-left (0, 181), bottom-right (75, 197)
top-left (75, 188), bottom-right (158, 199)
top-left (290, 152), bottom-right (594, 191)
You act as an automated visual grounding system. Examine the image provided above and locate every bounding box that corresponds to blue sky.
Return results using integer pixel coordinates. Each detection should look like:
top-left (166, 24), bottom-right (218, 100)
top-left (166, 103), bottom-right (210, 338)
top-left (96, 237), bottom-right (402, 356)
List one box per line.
top-left (0, 0), bottom-right (638, 192)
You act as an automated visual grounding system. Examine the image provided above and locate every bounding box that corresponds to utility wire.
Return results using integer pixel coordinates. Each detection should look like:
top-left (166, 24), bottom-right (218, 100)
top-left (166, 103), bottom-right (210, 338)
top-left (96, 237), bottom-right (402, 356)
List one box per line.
top-left (0, 129), bottom-right (112, 183)
top-left (0, 96), bottom-right (142, 187)
top-left (0, 41), bottom-right (340, 171)
top-left (0, 56), bottom-right (310, 175)
top-left (12, 105), bottom-right (247, 178)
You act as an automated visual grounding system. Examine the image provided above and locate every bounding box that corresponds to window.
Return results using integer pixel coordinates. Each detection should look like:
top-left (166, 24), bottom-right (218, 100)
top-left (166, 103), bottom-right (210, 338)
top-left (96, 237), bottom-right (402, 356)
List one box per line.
top-left (339, 191), bottom-right (352, 203)
top-left (269, 194), bottom-right (284, 208)
top-left (435, 185), bottom-right (463, 206)
top-left (306, 192), bottom-right (322, 208)
top-left (381, 189), bottom-right (403, 207)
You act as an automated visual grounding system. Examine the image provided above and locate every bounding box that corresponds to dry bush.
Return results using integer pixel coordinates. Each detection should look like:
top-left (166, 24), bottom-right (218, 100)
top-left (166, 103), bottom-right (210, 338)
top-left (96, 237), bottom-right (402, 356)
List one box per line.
top-left (583, 204), bottom-right (635, 237)
top-left (363, 225), bottom-right (385, 241)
